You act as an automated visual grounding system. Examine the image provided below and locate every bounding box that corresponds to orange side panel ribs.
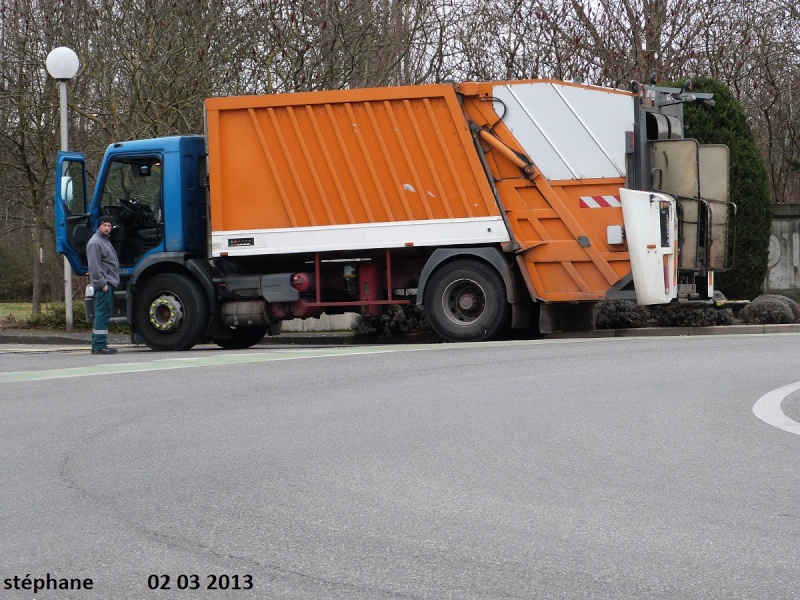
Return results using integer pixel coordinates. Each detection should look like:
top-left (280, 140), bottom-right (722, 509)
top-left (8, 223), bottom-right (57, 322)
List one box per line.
top-left (206, 85), bottom-right (501, 234)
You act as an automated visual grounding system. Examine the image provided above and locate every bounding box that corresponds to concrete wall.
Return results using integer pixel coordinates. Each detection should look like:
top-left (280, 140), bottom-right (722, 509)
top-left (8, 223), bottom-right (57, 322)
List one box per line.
top-left (281, 312), bottom-right (357, 332)
top-left (767, 205), bottom-right (800, 291)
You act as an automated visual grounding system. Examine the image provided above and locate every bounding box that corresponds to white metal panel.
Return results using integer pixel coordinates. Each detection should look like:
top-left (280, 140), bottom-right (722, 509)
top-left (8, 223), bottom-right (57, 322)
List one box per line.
top-left (493, 82), bottom-right (634, 180)
top-left (620, 188), bottom-right (677, 304)
top-left (211, 217), bottom-right (511, 257)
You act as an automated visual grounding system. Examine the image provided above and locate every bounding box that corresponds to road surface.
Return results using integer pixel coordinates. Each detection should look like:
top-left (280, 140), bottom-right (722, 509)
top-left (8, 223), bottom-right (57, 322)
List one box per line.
top-left (1, 334), bottom-right (799, 598)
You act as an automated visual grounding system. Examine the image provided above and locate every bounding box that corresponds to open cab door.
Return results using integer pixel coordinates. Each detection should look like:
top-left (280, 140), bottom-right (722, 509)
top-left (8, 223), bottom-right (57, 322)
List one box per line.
top-left (55, 151), bottom-right (92, 275)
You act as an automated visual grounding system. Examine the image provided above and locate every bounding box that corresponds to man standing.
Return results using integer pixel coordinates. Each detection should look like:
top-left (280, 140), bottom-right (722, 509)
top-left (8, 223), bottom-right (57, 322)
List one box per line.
top-left (86, 215), bottom-right (120, 354)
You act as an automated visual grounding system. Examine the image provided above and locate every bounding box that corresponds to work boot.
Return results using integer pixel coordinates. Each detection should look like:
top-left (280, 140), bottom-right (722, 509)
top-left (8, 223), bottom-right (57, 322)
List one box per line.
top-left (91, 347), bottom-right (118, 354)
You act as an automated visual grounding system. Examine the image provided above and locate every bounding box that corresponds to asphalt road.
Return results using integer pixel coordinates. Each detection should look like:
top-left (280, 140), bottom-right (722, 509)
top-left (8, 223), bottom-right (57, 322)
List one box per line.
top-left (1, 334), bottom-right (799, 599)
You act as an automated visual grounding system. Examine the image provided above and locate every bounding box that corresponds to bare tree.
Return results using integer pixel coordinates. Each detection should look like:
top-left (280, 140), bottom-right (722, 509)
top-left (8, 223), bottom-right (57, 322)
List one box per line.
top-left (227, 0), bottom-right (452, 93)
top-left (732, 1), bottom-right (800, 204)
top-left (2, 0), bottom-right (800, 311)
top-left (68, 0), bottom-right (231, 144)
top-left (0, 0), bottom-right (82, 311)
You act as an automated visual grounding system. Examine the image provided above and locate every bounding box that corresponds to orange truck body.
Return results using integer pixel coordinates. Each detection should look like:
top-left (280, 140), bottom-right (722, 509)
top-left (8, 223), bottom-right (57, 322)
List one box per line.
top-left (205, 81), bottom-right (635, 307)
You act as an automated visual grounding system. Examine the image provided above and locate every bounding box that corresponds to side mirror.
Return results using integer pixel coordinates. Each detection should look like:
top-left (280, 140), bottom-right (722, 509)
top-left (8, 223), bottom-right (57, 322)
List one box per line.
top-left (61, 176), bottom-right (73, 204)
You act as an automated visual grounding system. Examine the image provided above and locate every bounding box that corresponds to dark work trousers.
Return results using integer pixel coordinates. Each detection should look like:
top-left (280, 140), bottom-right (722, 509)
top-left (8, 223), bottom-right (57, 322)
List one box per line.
top-left (92, 285), bottom-right (114, 351)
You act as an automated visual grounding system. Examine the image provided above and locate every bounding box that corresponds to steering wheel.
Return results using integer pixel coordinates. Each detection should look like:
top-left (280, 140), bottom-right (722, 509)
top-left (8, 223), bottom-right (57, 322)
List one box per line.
top-left (117, 197), bottom-right (145, 216)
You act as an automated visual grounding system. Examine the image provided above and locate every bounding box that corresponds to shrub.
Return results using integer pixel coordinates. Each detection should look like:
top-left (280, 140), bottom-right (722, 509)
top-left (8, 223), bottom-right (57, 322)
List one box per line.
top-left (26, 302), bottom-right (90, 330)
top-left (649, 305), bottom-right (735, 327)
top-left (739, 294), bottom-right (800, 324)
top-left (596, 300), bottom-right (651, 329)
top-left (351, 304), bottom-right (430, 337)
top-left (21, 302), bottom-right (128, 333)
top-left (760, 294), bottom-right (800, 321)
top-left (0, 314), bottom-right (24, 329)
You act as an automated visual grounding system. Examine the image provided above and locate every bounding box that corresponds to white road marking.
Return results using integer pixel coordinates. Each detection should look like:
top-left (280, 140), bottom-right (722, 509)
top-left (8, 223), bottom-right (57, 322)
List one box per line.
top-left (753, 381), bottom-right (800, 436)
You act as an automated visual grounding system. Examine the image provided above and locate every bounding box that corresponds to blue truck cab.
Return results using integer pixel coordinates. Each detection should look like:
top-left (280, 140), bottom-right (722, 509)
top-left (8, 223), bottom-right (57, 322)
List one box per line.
top-left (55, 136), bottom-right (214, 348)
top-left (56, 135), bottom-right (207, 274)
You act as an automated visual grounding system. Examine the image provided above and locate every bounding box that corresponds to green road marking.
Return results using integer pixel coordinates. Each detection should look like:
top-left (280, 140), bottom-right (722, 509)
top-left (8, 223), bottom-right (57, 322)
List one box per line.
top-left (0, 345), bottom-right (438, 384)
top-left (0, 338), bottom-right (549, 384)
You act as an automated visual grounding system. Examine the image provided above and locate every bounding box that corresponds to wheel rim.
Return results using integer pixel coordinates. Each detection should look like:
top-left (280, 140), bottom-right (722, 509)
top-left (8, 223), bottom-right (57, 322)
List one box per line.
top-left (148, 294), bottom-right (185, 332)
top-left (441, 278), bottom-right (486, 326)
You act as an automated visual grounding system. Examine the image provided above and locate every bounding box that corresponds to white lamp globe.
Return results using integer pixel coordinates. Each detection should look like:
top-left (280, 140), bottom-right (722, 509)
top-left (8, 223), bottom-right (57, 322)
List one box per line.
top-left (46, 47), bottom-right (80, 80)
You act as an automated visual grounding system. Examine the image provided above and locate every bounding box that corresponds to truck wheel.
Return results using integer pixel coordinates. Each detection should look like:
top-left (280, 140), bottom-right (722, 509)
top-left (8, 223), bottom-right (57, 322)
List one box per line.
top-left (424, 259), bottom-right (510, 342)
top-left (209, 326), bottom-right (268, 350)
top-left (134, 274), bottom-right (209, 351)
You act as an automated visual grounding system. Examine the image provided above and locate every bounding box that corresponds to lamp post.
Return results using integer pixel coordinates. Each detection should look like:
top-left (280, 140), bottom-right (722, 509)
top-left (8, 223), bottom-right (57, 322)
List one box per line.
top-left (46, 47), bottom-right (80, 331)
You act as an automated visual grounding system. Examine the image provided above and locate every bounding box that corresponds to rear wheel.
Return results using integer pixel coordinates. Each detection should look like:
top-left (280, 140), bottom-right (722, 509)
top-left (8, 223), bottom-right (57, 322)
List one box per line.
top-left (134, 273), bottom-right (209, 351)
top-left (209, 326), bottom-right (268, 350)
top-left (424, 259), bottom-right (510, 342)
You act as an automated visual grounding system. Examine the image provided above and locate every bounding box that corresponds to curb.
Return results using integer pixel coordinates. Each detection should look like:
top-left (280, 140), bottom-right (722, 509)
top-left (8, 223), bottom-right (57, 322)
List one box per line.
top-left (0, 331), bottom-right (104, 345)
top-left (542, 324), bottom-right (800, 339)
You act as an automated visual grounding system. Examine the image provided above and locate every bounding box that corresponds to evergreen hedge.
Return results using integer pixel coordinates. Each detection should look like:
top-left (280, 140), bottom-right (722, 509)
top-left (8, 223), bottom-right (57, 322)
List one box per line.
top-left (678, 77), bottom-right (772, 300)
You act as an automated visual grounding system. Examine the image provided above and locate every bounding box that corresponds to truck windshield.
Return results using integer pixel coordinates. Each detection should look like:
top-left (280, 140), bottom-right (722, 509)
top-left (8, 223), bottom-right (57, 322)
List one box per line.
top-left (99, 157), bottom-right (163, 266)
top-left (101, 159), bottom-right (162, 218)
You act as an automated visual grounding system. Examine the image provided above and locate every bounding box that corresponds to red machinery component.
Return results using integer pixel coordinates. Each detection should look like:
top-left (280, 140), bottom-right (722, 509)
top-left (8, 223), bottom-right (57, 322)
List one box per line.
top-left (290, 297), bottom-right (323, 318)
top-left (291, 272), bottom-right (316, 293)
top-left (359, 262), bottom-right (382, 316)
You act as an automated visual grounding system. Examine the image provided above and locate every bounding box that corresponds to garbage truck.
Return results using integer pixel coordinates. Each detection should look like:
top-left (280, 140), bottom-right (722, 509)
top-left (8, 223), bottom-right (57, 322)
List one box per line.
top-left (55, 77), bottom-right (733, 350)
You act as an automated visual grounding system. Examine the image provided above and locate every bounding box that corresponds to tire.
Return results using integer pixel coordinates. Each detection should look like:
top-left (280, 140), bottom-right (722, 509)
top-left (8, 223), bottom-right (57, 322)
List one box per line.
top-left (209, 326), bottom-right (268, 350)
top-left (134, 273), bottom-right (209, 351)
top-left (424, 259), bottom-right (510, 342)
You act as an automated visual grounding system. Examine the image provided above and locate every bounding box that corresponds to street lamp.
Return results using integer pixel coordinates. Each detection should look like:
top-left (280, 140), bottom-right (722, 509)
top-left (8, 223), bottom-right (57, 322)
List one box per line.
top-left (46, 47), bottom-right (80, 331)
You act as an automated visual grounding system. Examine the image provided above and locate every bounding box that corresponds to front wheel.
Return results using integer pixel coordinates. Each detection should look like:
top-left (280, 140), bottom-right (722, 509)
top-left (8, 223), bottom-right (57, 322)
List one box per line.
top-left (134, 273), bottom-right (209, 351)
top-left (424, 259), bottom-right (510, 342)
